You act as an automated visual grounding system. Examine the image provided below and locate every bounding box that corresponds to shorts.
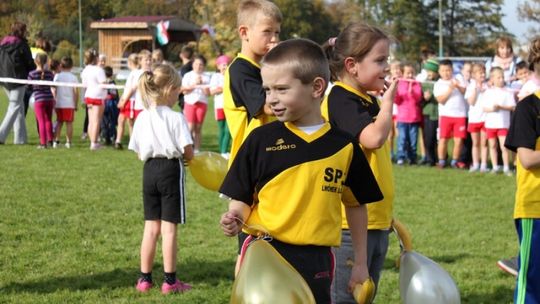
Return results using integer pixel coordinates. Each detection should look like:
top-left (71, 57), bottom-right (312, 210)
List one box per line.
top-left (467, 122), bottom-right (485, 133)
top-left (56, 108), bottom-right (75, 122)
top-left (85, 97), bottom-right (103, 106)
top-left (439, 116), bottom-right (467, 139)
top-left (240, 235), bottom-right (334, 303)
top-left (485, 128), bottom-right (508, 139)
top-left (184, 102), bottom-right (207, 124)
top-left (120, 99), bottom-right (142, 120)
top-left (143, 158), bottom-right (186, 224)
top-left (332, 229), bottom-right (390, 303)
top-left (514, 219), bottom-right (540, 304)
top-left (215, 108), bottom-right (225, 121)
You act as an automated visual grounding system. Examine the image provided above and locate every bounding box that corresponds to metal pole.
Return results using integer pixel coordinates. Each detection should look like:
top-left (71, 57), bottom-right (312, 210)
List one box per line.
top-left (438, 0), bottom-right (443, 57)
top-left (78, 0), bottom-right (83, 68)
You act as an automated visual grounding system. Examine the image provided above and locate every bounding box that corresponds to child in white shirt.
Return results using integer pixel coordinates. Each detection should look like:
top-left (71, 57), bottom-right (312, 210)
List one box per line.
top-left (52, 56), bottom-right (78, 148)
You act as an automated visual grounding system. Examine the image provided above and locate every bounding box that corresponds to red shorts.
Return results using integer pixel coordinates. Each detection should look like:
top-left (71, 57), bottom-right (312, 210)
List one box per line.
top-left (215, 108), bottom-right (225, 120)
top-left (85, 97), bottom-right (103, 106)
top-left (56, 108), bottom-right (75, 122)
top-left (467, 122), bottom-right (485, 133)
top-left (439, 116), bottom-right (467, 139)
top-left (485, 128), bottom-right (508, 139)
top-left (119, 99), bottom-right (142, 120)
top-left (184, 102), bottom-right (207, 124)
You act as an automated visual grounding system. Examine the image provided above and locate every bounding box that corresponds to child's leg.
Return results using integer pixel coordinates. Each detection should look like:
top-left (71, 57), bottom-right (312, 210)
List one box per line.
top-left (55, 121), bottom-right (64, 142)
top-left (451, 137), bottom-right (463, 162)
top-left (418, 126), bottom-right (426, 161)
top-left (488, 137), bottom-right (499, 169)
top-left (470, 132), bottom-right (480, 167)
top-left (88, 105), bottom-right (104, 146)
top-left (480, 131), bottom-right (488, 169)
top-left (115, 114), bottom-right (125, 144)
top-left (217, 119), bottom-right (226, 154)
top-left (161, 220), bottom-right (178, 273)
top-left (141, 220), bottom-right (161, 274)
top-left (499, 135), bottom-right (510, 170)
top-left (193, 123), bottom-right (203, 151)
top-left (408, 123), bottom-right (419, 163)
top-left (66, 122), bottom-right (73, 143)
top-left (34, 102), bottom-right (48, 146)
top-left (44, 101), bottom-right (54, 144)
top-left (128, 118), bottom-right (134, 136)
top-left (438, 138), bottom-right (448, 165)
top-left (396, 122), bottom-right (407, 163)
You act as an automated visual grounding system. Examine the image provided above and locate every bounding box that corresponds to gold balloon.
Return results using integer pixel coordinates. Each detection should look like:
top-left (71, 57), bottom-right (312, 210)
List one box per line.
top-left (353, 277), bottom-right (375, 304)
top-left (188, 151), bottom-right (228, 191)
top-left (230, 239), bottom-right (316, 304)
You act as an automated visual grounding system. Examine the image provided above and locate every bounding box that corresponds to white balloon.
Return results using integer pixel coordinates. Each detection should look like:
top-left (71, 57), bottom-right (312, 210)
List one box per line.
top-left (399, 251), bottom-right (461, 304)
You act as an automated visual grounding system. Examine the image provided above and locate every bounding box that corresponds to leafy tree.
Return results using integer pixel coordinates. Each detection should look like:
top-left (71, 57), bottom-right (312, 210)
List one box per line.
top-left (518, 0), bottom-right (540, 38)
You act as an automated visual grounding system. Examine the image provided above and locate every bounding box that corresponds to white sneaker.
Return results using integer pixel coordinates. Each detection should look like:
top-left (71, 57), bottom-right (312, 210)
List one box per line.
top-left (221, 153), bottom-right (230, 160)
top-left (90, 143), bottom-right (102, 151)
top-left (65, 142), bottom-right (71, 149)
top-left (52, 141), bottom-right (58, 148)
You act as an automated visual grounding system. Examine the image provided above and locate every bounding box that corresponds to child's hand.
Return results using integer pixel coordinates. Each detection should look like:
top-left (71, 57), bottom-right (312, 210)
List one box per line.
top-left (220, 211), bottom-right (242, 236)
top-left (381, 78), bottom-right (398, 105)
top-left (118, 98), bottom-right (126, 109)
top-left (348, 263), bottom-right (369, 293)
top-left (423, 90), bottom-right (432, 100)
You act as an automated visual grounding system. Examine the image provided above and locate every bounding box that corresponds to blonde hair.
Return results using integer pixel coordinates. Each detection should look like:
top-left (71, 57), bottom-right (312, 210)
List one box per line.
top-left (84, 48), bottom-right (98, 65)
top-left (138, 64), bottom-right (181, 109)
top-left (471, 62), bottom-right (485, 74)
top-left (237, 0), bottom-right (282, 28)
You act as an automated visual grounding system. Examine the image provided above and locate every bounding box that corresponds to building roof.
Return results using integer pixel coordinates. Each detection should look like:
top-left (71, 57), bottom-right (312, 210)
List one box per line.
top-left (90, 16), bottom-right (200, 33)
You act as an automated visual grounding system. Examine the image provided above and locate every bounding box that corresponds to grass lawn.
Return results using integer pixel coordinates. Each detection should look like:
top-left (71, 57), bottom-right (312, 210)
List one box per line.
top-left (0, 89), bottom-right (517, 303)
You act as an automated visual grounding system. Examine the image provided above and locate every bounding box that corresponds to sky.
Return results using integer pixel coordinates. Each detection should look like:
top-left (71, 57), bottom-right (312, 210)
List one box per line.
top-left (502, 0), bottom-right (536, 44)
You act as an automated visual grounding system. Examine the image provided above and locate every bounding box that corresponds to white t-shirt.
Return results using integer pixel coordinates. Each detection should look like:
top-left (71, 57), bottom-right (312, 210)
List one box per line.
top-left (464, 80), bottom-right (487, 123)
top-left (182, 71), bottom-right (210, 105)
top-left (129, 106), bottom-right (193, 161)
top-left (124, 69), bottom-right (145, 110)
top-left (210, 72), bottom-right (224, 109)
top-left (81, 65), bottom-right (106, 99)
top-left (434, 78), bottom-right (467, 117)
top-left (53, 71), bottom-right (78, 109)
top-left (479, 87), bottom-right (516, 129)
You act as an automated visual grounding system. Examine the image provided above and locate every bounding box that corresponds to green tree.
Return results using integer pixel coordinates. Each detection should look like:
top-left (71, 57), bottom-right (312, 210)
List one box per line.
top-left (518, 0), bottom-right (540, 38)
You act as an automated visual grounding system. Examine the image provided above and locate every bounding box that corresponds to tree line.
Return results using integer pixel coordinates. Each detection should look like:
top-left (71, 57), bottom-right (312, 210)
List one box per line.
top-left (0, 0), bottom-right (528, 67)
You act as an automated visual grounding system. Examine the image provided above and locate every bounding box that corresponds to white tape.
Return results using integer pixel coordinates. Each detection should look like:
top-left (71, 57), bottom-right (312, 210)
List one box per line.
top-left (0, 77), bottom-right (124, 89)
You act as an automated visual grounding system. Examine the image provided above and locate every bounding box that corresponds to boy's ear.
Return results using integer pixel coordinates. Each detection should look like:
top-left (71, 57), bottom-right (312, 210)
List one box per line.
top-left (312, 77), bottom-right (326, 98)
top-left (238, 25), bottom-right (248, 41)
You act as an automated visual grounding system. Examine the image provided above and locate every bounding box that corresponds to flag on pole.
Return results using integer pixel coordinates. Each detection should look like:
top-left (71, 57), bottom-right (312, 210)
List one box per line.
top-left (201, 23), bottom-right (216, 38)
top-left (156, 20), bottom-right (170, 45)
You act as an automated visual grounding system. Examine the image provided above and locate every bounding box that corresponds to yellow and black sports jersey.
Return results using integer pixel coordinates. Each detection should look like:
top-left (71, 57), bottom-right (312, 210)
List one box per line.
top-left (505, 91), bottom-right (540, 219)
top-left (219, 121), bottom-right (383, 247)
top-left (322, 81), bottom-right (395, 230)
top-left (223, 53), bottom-right (274, 167)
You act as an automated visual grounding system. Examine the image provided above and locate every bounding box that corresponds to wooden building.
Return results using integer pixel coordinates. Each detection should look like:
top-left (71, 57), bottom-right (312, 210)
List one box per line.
top-left (90, 16), bottom-right (201, 68)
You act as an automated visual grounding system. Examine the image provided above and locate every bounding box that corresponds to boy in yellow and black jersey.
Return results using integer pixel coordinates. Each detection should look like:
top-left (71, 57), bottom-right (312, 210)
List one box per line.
top-left (223, 0), bottom-right (281, 166)
top-left (219, 38), bottom-right (382, 303)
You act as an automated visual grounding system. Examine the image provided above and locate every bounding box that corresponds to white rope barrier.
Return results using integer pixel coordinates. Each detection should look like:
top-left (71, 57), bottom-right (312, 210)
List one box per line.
top-left (0, 77), bottom-right (124, 89)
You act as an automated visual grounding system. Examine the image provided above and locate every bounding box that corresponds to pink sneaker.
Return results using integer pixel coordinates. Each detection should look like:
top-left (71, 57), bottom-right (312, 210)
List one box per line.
top-left (136, 279), bottom-right (153, 292)
top-left (161, 279), bottom-right (192, 294)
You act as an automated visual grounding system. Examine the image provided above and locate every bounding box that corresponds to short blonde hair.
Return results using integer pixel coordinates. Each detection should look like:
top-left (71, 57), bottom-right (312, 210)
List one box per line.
top-left (237, 0), bottom-right (282, 28)
top-left (138, 64), bottom-right (181, 109)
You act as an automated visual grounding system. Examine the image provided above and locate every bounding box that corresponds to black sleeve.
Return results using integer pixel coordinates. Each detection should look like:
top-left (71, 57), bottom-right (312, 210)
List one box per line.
top-left (219, 134), bottom-right (257, 205)
top-left (329, 96), bottom-right (374, 139)
top-left (21, 41), bottom-right (36, 75)
top-left (505, 99), bottom-right (539, 152)
top-left (345, 143), bottom-right (384, 204)
top-left (229, 64), bottom-right (265, 119)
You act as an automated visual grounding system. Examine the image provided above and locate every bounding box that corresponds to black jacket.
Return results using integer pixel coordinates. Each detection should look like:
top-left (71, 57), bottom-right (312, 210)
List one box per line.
top-left (0, 35), bottom-right (36, 89)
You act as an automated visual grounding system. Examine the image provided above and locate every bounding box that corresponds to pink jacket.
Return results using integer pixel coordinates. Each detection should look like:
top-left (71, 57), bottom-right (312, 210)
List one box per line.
top-left (394, 79), bottom-right (423, 123)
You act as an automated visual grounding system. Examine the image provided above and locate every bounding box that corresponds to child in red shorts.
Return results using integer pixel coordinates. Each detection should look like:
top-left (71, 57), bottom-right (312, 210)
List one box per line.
top-left (52, 57), bottom-right (78, 148)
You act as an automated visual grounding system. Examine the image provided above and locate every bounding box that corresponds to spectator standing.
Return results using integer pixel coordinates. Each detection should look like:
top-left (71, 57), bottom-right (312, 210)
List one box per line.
top-left (0, 21), bottom-right (35, 144)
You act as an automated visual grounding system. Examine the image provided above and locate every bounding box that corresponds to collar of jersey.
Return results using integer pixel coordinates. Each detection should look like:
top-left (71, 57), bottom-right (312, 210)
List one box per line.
top-left (237, 53), bottom-right (261, 68)
top-left (284, 121), bottom-right (331, 143)
top-left (334, 81), bottom-right (373, 103)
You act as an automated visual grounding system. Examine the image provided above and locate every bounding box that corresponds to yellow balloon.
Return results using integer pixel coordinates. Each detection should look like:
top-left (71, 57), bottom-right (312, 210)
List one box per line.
top-left (230, 239), bottom-right (315, 304)
top-left (188, 151), bottom-right (228, 191)
top-left (353, 277), bottom-right (375, 304)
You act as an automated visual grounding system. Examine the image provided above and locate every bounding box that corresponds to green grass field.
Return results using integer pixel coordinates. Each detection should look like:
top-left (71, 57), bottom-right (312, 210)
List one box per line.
top-left (0, 90), bottom-right (517, 303)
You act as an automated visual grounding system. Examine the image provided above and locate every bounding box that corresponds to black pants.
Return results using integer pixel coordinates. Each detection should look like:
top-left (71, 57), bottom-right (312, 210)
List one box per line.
top-left (423, 117), bottom-right (438, 165)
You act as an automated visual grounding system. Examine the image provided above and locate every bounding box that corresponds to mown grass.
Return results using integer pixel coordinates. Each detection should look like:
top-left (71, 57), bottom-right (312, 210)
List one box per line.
top-left (0, 90), bottom-right (517, 303)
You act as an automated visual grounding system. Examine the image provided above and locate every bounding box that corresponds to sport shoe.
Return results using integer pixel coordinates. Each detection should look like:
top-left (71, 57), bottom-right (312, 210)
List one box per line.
top-left (161, 279), bottom-right (192, 294)
top-left (52, 141), bottom-right (59, 148)
top-left (497, 257), bottom-right (518, 276)
top-left (114, 142), bottom-right (123, 150)
top-left (136, 278), bottom-right (153, 292)
top-left (90, 143), bottom-right (102, 151)
top-left (65, 142), bottom-right (71, 149)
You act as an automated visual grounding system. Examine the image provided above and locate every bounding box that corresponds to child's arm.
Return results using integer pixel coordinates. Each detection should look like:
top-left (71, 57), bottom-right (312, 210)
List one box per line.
top-left (182, 144), bottom-right (194, 162)
top-left (220, 200), bottom-right (251, 237)
top-left (210, 86), bottom-right (222, 95)
top-left (358, 79), bottom-right (397, 149)
top-left (435, 82), bottom-right (455, 105)
top-left (344, 205), bottom-right (369, 291)
top-left (517, 147), bottom-right (540, 170)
